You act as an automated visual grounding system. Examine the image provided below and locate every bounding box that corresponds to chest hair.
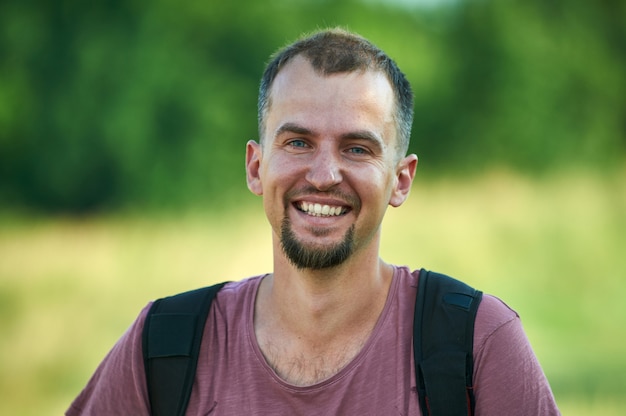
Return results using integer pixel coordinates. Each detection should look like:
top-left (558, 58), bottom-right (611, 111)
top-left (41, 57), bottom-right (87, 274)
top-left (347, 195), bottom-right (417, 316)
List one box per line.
top-left (259, 333), bottom-right (369, 386)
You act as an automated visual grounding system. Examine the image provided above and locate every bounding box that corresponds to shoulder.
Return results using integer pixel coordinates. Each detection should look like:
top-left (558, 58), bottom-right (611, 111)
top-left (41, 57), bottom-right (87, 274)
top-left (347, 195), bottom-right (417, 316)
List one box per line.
top-left (397, 266), bottom-right (521, 353)
top-left (66, 303), bottom-right (154, 415)
top-left (188, 274), bottom-right (266, 335)
top-left (474, 294), bottom-right (519, 351)
top-left (471, 296), bottom-right (560, 414)
top-left (394, 265), bottom-right (419, 289)
top-left (218, 274), bottom-right (265, 296)
top-left (150, 275), bottom-right (265, 316)
top-left (212, 274), bottom-right (265, 310)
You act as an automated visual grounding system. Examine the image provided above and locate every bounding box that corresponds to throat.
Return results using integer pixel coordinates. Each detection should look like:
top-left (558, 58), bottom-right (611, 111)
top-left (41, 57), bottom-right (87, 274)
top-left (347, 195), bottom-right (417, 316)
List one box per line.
top-left (255, 285), bottom-right (389, 386)
top-left (254, 263), bottom-right (396, 386)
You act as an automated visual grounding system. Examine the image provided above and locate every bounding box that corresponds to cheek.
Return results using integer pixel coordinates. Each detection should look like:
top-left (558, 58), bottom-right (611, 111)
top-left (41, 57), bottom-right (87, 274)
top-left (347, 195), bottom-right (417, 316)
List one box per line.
top-left (264, 156), bottom-right (303, 186)
top-left (360, 173), bottom-right (397, 212)
top-left (260, 159), bottom-right (300, 207)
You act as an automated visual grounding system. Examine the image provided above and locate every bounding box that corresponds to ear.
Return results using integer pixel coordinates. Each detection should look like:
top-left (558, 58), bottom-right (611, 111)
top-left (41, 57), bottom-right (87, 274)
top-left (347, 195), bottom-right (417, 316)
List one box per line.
top-left (389, 154), bottom-right (418, 207)
top-left (246, 140), bottom-right (263, 196)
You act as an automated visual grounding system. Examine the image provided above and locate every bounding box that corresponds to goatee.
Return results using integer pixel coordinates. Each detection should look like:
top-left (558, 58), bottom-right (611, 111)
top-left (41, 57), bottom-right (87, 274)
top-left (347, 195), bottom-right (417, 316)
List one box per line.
top-left (280, 217), bottom-right (355, 270)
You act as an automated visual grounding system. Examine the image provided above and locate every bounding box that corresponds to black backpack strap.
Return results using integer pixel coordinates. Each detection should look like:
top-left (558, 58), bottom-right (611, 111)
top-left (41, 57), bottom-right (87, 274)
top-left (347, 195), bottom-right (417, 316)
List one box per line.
top-left (142, 282), bottom-right (228, 416)
top-left (413, 269), bottom-right (483, 416)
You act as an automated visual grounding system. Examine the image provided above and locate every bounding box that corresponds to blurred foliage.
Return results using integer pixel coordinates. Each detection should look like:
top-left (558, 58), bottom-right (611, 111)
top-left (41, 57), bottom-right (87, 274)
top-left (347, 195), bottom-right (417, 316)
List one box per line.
top-left (1, 170), bottom-right (625, 415)
top-left (0, 0), bottom-right (624, 213)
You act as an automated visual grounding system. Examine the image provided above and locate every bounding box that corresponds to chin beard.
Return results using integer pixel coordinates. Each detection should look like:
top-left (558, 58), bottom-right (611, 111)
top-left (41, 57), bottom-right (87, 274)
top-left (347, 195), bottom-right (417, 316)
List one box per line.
top-left (280, 217), bottom-right (355, 270)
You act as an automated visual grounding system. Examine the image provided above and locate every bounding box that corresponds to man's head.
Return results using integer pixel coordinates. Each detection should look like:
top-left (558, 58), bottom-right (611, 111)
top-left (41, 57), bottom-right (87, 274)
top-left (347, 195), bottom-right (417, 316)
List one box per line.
top-left (247, 29), bottom-right (418, 271)
top-left (258, 28), bottom-right (413, 158)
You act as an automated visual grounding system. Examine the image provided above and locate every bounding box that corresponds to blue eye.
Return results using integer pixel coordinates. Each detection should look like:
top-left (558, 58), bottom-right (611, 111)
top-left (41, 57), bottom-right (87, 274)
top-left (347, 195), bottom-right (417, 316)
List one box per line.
top-left (348, 147), bottom-right (367, 155)
top-left (289, 139), bottom-right (308, 148)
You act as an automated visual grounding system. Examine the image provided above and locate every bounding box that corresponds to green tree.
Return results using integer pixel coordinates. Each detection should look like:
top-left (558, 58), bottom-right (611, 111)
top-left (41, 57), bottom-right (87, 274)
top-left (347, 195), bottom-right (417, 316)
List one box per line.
top-left (0, 0), bottom-right (623, 213)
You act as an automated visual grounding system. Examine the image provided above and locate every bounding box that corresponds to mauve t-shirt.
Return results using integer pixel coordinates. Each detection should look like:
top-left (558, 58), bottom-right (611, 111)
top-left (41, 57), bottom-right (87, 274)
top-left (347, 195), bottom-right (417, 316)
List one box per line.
top-left (67, 266), bottom-right (560, 415)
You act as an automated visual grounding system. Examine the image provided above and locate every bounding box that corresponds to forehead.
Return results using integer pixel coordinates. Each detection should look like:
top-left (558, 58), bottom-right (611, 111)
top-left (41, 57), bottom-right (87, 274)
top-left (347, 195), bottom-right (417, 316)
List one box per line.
top-left (265, 56), bottom-right (396, 139)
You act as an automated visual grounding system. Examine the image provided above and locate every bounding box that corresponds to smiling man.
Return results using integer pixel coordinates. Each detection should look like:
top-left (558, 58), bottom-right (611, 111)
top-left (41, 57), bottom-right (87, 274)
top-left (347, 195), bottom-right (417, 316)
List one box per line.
top-left (248, 54), bottom-right (414, 274)
top-left (67, 28), bottom-right (560, 415)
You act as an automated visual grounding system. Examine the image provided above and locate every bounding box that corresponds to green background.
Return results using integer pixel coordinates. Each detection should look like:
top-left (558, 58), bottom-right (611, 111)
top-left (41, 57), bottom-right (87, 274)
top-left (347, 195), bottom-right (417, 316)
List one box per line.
top-left (1, 0), bottom-right (624, 213)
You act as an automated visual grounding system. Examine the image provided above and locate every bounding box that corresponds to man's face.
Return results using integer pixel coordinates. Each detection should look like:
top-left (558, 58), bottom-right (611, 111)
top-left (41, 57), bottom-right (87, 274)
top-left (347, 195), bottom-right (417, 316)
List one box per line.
top-left (246, 56), bottom-right (415, 269)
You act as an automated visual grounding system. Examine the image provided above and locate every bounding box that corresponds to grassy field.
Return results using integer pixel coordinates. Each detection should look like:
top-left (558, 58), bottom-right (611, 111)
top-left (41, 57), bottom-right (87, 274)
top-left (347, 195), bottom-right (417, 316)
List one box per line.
top-left (1, 169), bottom-right (625, 415)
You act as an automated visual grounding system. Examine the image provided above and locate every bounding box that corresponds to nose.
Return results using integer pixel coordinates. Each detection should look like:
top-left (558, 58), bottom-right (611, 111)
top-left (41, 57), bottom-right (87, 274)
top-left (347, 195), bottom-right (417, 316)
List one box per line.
top-left (305, 147), bottom-right (343, 191)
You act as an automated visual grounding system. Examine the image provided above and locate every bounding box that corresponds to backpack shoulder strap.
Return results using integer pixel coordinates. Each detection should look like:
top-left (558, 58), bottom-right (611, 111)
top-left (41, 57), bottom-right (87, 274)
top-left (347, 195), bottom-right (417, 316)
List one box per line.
top-left (413, 269), bottom-right (483, 416)
top-left (142, 282), bottom-right (228, 416)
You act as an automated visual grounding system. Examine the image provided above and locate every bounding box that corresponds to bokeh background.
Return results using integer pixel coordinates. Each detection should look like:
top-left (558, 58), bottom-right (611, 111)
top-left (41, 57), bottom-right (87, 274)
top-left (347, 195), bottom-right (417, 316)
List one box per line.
top-left (1, 0), bottom-right (625, 414)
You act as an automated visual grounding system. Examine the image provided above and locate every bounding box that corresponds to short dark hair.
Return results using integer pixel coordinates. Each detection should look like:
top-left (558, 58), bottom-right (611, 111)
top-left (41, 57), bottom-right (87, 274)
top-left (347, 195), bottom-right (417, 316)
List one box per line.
top-left (258, 28), bottom-right (413, 156)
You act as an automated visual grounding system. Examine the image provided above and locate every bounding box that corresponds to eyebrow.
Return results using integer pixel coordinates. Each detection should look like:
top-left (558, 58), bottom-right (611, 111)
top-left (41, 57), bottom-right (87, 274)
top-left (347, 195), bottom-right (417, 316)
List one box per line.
top-left (274, 122), bottom-right (314, 139)
top-left (340, 130), bottom-right (384, 150)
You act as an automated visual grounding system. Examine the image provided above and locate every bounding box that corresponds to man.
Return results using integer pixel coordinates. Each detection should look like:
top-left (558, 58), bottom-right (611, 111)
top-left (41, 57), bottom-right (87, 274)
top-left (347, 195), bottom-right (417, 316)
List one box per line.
top-left (67, 28), bottom-right (560, 415)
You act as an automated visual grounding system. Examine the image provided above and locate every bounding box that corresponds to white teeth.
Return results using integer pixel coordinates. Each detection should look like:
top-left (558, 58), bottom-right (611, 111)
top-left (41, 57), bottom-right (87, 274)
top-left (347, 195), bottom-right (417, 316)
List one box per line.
top-left (299, 202), bottom-right (344, 217)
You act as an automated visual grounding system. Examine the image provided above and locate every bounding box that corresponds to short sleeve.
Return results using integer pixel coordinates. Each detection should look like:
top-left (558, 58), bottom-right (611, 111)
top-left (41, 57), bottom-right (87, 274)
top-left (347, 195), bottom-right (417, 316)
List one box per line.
top-left (472, 295), bottom-right (560, 415)
top-left (66, 304), bottom-right (152, 416)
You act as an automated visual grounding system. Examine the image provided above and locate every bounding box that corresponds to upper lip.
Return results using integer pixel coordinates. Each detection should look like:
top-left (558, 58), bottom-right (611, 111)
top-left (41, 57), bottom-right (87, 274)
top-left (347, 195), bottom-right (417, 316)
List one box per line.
top-left (294, 196), bottom-right (349, 207)
top-left (295, 200), bottom-right (348, 216)
top-left (285, 188), bottom-right (359, 213)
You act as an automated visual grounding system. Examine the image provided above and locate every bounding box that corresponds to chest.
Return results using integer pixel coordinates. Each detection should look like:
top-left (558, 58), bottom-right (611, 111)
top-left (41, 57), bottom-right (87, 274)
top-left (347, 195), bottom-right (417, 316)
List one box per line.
top-left (257, 332), bottom-right (370, 386)
top-left (184, 273), bottom-right (422, 414)
top-left (189, 323), bottom-right (420, 415)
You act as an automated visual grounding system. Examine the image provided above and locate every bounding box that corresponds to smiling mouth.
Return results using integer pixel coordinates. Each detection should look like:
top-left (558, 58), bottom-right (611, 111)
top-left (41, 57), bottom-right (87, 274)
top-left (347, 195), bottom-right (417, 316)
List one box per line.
top-left (296, 201), bottom-right (348, 217)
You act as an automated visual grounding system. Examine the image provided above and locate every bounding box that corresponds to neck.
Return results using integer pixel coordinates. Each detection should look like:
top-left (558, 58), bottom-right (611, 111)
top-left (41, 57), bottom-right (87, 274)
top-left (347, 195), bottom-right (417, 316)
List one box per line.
top-left (257, 240), bottom-right (394, 340)
top-left (253, 249), bottom-right (394, 385)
